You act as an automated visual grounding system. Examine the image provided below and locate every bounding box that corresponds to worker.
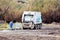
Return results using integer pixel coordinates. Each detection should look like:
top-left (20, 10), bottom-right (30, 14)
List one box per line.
top-left (9, 21), bottom-right (13, 30)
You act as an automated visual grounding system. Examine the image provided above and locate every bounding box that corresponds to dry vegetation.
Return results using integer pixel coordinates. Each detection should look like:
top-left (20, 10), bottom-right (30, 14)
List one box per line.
top-left (0, 0), bottom-right (60, 23)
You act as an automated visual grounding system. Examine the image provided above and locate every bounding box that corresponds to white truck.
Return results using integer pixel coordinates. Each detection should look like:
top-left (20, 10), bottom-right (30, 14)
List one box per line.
top-left (22, 11), bottom-right (42, 29)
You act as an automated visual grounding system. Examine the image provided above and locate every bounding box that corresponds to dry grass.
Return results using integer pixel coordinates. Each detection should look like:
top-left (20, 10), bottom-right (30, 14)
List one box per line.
top-left (0, 23), bottom-right (9, 30)
top-left (0, 22), bottom-right (23, 30)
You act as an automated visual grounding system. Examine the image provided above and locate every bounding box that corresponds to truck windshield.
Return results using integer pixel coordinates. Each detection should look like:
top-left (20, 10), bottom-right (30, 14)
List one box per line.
top-left (24, 14), bottom-right (33, 22)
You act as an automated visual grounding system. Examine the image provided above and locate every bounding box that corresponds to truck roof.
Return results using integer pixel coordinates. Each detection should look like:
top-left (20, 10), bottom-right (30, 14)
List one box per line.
top-left (23, 11), bottom-right (41, 15)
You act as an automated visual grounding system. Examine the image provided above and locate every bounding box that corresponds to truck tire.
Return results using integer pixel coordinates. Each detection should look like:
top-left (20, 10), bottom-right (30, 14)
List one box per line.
top-left (34, 23), bottom-right (42, 29)
top-left (38, 23), bottom-right (42, 29)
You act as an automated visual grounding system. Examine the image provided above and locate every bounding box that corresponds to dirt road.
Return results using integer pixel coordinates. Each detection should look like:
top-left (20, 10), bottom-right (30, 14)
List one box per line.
top-left (0, 23), bottom-right (60, 40)
top-left (0, 29), bottom-right (60, 40)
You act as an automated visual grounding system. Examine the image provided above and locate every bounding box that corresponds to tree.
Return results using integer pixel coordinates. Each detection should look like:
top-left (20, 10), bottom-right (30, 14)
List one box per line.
top-left (0, 0), bottom-right (22, 22)
top-left (30, 0), bottom-right (60, 23)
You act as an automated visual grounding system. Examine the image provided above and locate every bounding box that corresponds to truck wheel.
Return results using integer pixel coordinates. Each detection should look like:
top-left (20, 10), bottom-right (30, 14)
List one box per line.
top-left (34, 23), bottom-right (42, 30)
top-left (38, 24), bottom-right (42, 29)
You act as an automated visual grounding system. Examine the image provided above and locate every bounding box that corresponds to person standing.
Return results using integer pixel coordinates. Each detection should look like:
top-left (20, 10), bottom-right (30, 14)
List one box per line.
top-left (9, 21), bottom-right (13, 30)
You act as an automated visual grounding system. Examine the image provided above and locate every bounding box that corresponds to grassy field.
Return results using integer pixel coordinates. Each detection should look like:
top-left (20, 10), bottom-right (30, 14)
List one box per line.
top-left (0, 23), bottom-right (9, 30)
top-left (0, 23), bottom-right (23, 30)
top-left (0, 22), bottom-right (60, 30)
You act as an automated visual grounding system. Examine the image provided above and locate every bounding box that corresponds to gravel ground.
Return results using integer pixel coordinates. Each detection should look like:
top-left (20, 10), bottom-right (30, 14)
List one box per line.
top-left (0, 23), bottom-right (60, 40)
top-left (0, 30), bottom-right (60, 40)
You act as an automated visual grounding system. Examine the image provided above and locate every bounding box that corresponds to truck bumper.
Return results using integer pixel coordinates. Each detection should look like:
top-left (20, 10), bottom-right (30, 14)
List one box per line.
top-left (22, 23), bottom-right (34, 29)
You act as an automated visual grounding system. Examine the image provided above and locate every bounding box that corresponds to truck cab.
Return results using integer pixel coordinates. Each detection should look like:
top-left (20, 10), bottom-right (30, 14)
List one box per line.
top-left (22, 11), bottom-right (42, 29)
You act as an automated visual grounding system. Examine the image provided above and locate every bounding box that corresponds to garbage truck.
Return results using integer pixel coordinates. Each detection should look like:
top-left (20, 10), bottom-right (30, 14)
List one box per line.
top-left (22, 11), bottom-right (42, 29)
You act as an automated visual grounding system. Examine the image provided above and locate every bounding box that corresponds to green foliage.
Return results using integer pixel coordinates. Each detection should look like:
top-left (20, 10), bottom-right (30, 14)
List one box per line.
top-left (16, 4), bottom-right (22, 10)
top-left (31, 0), bottom-right (60, 13)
